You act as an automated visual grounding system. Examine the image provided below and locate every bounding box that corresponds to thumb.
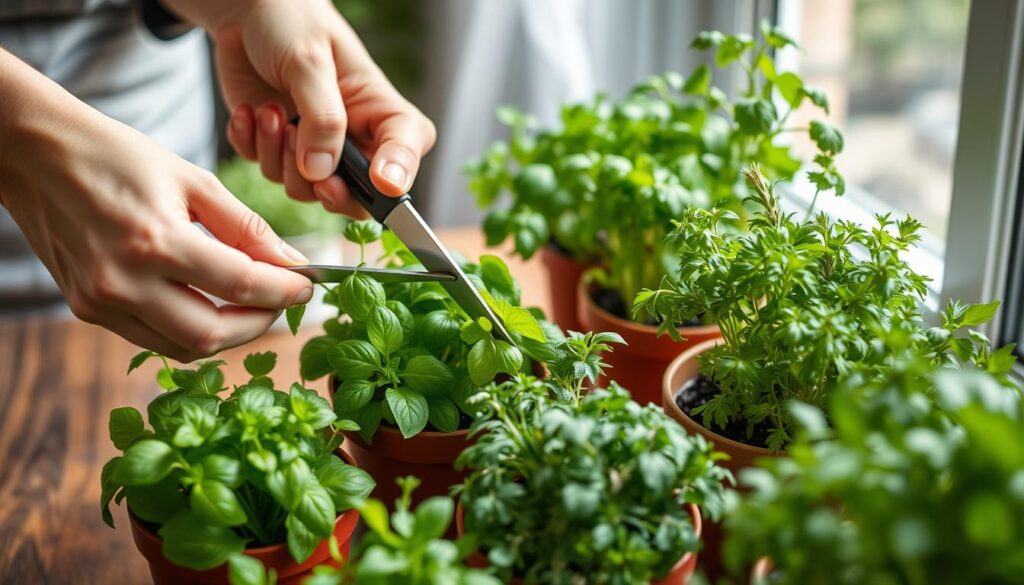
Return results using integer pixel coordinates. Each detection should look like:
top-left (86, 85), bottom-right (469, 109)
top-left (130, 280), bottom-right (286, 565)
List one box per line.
top-left (282, 44), bottom-right (347, 182)
top-left (187, 174), bottom-right (309, 266)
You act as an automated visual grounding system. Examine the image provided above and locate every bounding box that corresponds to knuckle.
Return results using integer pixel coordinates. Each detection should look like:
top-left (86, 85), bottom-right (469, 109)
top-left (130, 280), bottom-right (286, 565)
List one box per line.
top-left (307, 111), bottom-right (346, 135)
top-left (193, 169), bottom-right (222, 194)
top-left (230, 264), bottom-right (260, 304)
top-left (66, 292), bottom-right (101, 324)
top-left (87, 265), bottom-right (128, 305)
top-left (239, 209), bottom-right (270, 241)
top-left (191, 326), bottom-right (224, 358)
top-left (124, 224), bottom-right (171, 265)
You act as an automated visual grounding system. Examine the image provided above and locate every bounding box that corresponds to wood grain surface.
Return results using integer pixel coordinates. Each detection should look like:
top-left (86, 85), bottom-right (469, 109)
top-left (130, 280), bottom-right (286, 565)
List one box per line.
top-left (0, 228), bottom-right (547, 584)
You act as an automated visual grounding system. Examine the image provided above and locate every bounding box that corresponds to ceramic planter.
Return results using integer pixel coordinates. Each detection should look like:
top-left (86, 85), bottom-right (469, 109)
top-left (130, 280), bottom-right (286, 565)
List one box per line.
top-left (538, 242), bottom-right (595, 333)
top-left (577, 280), bottom-right (721, 405)
top-left (456, 501), bottom-right (702, 584)
top-left (128, 450), bottom-right (360, 585)
top-left (328, 376), bottom-right (470, 512)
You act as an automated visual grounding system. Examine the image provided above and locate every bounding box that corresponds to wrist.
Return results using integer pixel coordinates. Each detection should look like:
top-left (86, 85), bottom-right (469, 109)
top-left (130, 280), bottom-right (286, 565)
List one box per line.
top-left (159, 0), bottom-right (261, 32)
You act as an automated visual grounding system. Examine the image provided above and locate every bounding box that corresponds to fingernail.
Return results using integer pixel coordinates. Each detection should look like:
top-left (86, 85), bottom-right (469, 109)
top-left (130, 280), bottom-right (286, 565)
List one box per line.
top-left (260, 108), bottom-right (280, 134)
top-left (280, 240), bottom-right (309, 264)
top-left (305, 151), bottom-right (335, 180)
top-left (381, 163), bottom-right (408, 190)
top-left (313, 184), bottom-right (334, 207)
top-left (292, 286), bottom-right (313, 305)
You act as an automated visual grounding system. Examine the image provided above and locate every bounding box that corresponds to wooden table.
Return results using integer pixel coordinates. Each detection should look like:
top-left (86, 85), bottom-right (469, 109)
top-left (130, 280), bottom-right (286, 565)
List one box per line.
top-left (0, 228), bottom-right (546, 584)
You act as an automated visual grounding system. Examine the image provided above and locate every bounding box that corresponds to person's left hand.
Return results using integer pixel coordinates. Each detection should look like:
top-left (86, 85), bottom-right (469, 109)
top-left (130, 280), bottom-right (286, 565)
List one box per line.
top-left (166, 0), bottom-right (436, 217)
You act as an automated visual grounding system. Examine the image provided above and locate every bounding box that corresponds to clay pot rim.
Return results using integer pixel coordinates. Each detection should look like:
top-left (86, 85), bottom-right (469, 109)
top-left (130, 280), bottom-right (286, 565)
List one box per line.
top-left (578, 279), bottom-right (721, 336)
top-left (542, 238), bottom-right (602, 266)
top-left (662, 338), bottom-right (774, 457)
top-left (454, 499), bottom-right (702, 579)
top-left (128, 448), bottom-right (361, 556)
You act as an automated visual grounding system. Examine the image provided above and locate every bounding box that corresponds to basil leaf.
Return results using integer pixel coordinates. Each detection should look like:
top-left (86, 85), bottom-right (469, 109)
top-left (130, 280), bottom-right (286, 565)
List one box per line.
top-left (289, 383), bottom-right (336, 429)
top-left (299, 335), bottom-right (336, 381)
top-left (202, 453), bottom-right (242, 488)
top-left (734, 98), bottom-right (777, 135)
top-left (412, 496), bottom-right (454, 541)
top-left (467, 338), bottom-right (523, 386)
top-left (367, 305), bottom-right (404, 355)
top-left (109, 407), bottom-right (146, 450)
top-left (343, 219), bottom-right (382, 245)
top-left (286, 513), bottom-right (322, 564)
top-left (426, 397), bottom-right (460, 433)
top-left (403, 355), bottom-right (454, 397)
top-left (315, 456), bottom-right (376, 509)
top-left (809, 120), bottom-right (844, 154)
top-left (418, 310), bottom-right (462, 349)
top-left (190, 479), bottom-right (247, 527)
top-left (243, 352), bottom-right (276, 378)
top-left (100, 457), bottom-right (122, 528)
top-left (227, 553), bottom-right (267, 585)
top-left (113, 439), bottom-right (178, 486)
top-left (479, 255), bottom-right (520, 304)
top-left (286, 304), bottom-right (306, 335)
top-left (385, 387), bottom-right (429, 438)
top-left (159, 510), bottom-right (247, 570)
top-left (327, 339), bottom-right (381, 380)
top-left (350, 402), bottom-right (383, 444)
top-left (334, 379), bottom-right (376, 413)
top-left (292, 481), bottom-right (336, 538)
top-left (338, 273), bottom-right (385, 321)
top-left (127, 350), bottom-right (158, 375)
top-left (124, 475), bottom-right (186, 524)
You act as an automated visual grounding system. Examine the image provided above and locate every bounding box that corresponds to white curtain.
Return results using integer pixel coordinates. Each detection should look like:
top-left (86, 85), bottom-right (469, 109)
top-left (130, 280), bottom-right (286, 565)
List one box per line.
top-left (421, 0), bottom-right (757, 226)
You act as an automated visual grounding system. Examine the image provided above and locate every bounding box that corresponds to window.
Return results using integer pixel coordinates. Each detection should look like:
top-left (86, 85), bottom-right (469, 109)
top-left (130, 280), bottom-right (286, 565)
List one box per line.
top-left (773, 0), bottom-right (973, 296)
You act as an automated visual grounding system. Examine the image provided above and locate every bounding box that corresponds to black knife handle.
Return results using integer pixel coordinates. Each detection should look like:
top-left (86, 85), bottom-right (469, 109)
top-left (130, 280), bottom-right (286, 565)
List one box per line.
top-left (292, 117), bottom-right (409, 223)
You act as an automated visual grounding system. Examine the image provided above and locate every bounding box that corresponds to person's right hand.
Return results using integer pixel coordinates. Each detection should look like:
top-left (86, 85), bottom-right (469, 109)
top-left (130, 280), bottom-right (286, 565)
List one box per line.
top-left (0, 50), bottom-right (312, 362)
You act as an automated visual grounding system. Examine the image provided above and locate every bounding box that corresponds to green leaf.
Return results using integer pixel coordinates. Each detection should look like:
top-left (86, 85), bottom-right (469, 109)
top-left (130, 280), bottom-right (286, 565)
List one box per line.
top-left (385, 387), bottom-right (429, 438)
top-left (413, 496), bottom-right (454, 541)
top-left (460, 318), bottom-right (492, 344)
top-left (191, 479), bottom-right (247, 527)
top-left (244, 352), bottom-right (277, 378)
top-left (113, 440), bottom-right (178, 486)
top-left (343, 219), bottom-right (383, 245)
top-left (100, 457), bottom-right (122, 528)
top-left (734, 98), bottom-right (777, 135)
top-left (109, 407), bottom-right (146, 450)
top-left (963, 300), bottom-right (1001, 326)
top-left (327, 339), bottom-right (381, 380)
top-left (289, 384), bottom-right (336, 429)
top-left (690, 30), bottom-right (725, 49)
top-left (367, 306), bottom-right (404, 355)
top-left (300, 336), bottom-right (336, 381)
top-left (292, 482), bottom-right (336, 538)
top-left (419, 310), bottom-right (462, 348)
top-left (202, 454), bottom-right (242, 488)
top-left (124, 475), bottom-right (186, 524)
top-left (351, 402), bottom-right (383, 444)
top-left (315, 457), bottom-right (376, 509)
top-left (159, 511), bottom-right (247, 570)
top-left (801, 86), bottom-right (830, 113)
top-left (128, 351), bottom-right (158, 375)
top-left (809, 120), bottom-right (844, 154)
top-left (481, 290), bottom-right (546, 342)
top-left (683, 64), bottom-right (710, 95)
top-left (774, 72), bottom-right (804, 108)
top-left (286, 513), bottom-right (322, 564)
top-left (227, 553), bottom-right (268, 585)
top-left (427, 397), bottom-right (460, 433)
top-left (402, 355), bottom-right (454, 396)
top-left (338, 273), bottom-right (386, 321)
top-left (715, 34), bottom-right (753, 67)
top-left (467, 339), bottom-right (523, 386)
top-left (638, 452), bottom-right (675, 494)
top-left (334, 379), bottom-right (376, 413)
top-left (479, 255), bottom-right (520, 304)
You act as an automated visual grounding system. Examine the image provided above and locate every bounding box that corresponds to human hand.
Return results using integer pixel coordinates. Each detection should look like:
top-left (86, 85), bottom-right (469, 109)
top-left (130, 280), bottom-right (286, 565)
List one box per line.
top-left (168, 0), bottom-right (436, 216)
top-left (0, 51), bottom-right (313, 362)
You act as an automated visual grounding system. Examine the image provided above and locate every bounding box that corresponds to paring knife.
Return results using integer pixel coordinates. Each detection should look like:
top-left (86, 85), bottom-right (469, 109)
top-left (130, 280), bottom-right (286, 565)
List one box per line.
top-left (292, 128), bottom-right (513, 343)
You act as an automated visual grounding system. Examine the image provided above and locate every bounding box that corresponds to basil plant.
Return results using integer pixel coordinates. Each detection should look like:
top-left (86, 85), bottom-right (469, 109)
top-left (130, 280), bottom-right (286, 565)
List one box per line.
top-left (467, 22), bottom-right (844, 317)
top-left (100, 352), bottom-right (374, 570)
top-left (296, 222), bottom-right (556, 441)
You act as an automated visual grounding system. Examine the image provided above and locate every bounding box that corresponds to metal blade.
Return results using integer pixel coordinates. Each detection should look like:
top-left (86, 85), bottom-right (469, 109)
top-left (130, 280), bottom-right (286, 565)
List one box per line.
top-left (289, 264), bottom-right (456, 284)
top-left (383, 201), bottom-right (514, 343)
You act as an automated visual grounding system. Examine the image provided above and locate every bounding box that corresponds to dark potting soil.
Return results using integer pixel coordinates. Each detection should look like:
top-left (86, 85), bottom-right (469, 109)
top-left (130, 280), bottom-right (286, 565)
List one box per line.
top-left (592, 287), bottom-right (704, 328)
top-left (675, 374), bottom-right (772, 449)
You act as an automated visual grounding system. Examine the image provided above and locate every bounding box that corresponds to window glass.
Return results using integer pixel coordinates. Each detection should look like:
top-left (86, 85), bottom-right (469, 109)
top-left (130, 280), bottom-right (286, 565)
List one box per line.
top-left (778, 0), bottom-right (971, 244)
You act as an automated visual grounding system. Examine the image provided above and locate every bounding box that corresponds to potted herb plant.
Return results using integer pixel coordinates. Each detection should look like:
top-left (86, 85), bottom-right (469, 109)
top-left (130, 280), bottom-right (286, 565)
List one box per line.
top-left (100, 351), bottom-right (375, 585)
top-left (467, 23), bottom-right (844, 403)
top-left (723, 343), bottom-right (1023, 584)
top-left (454, 376), bottom-right (730, 584)
top-left (226, 476), bottom-right (500, 585)
top-left (294, 223), bottom-right (552, 508)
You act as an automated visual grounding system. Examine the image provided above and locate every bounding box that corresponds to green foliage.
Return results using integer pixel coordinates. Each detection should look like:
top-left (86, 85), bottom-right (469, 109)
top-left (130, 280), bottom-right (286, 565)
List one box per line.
top-left (217, 157), bottom-right (343, 238)
top-left (101, 354), bottom-right (374, 570)
top-left (466, 23), bottom-right (843, 316)
top-left (724, 346), bottom-right (1024, 584)
top-left (300, 228), bottom-right (555, 441)
top-left (635, 166), bottom-right (1006, 450)
top-left (455, 383), bottom-right (730, 584)
top-left (296, 477), bottom-right (500, 585)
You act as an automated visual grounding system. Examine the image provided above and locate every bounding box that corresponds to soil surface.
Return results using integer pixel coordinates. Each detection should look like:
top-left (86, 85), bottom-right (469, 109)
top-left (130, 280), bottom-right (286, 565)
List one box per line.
top-left (593, 286), bottom-right (704, 327)
top-left (675, 374), bottom-right (772, 449)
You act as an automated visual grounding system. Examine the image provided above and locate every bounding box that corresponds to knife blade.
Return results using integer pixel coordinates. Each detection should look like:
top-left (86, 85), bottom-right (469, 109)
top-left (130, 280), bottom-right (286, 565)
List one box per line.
top-left (288, 264), bottom-right (456, 283)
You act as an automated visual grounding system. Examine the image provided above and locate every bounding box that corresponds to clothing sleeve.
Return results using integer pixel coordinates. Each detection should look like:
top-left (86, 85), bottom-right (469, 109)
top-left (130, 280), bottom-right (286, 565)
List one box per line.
top-left (139, 0), bottom-right (193, 40)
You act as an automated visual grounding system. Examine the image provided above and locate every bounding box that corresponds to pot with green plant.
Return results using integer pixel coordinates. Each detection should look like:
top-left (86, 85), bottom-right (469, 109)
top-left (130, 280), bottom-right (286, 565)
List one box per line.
top-left (454, 371), bottom-right (730, 584)
top-left (290, 222), bottom-right (557, 508)
top-left (467, 23), bottom-right (844, 402)
top-left (723, 335), bottom-right (1022, 584)
top-left (100, 352), bottom-right (375, 585)
top-left (637, 166), bottom-right (932, 470)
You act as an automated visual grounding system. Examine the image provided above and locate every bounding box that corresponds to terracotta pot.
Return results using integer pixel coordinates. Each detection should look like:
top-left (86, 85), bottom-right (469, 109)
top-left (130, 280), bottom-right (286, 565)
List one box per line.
top-left (456, 501), bottom-right (702, 584)
top-left (661, 338), bottom-right (776, 475)
top-left (538, 242), bottom-right (596, 333)
top-left (577, 281), bottom-right (721, 405)
top-left (129, 450), bottom-right (360, 585)
top-left (750, 558), bottom-right (774, 584)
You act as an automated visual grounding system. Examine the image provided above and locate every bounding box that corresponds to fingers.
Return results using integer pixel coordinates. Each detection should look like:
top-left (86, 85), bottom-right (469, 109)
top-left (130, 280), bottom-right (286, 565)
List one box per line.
top-left (282, 124), bottom-right (317, 201)
top-left (256, 104), bottom-right (285, 182)
top-left (280, 43), bottom-right (347, 182)
top-left (227, 104), bottom-right (257, 161)
top-left (187, 171), bottom-right (308, 266)
top-left (170, 222), bottom-right (313, 309)
top-left (110, 315), bottom-right (198, 363)
top-left (369, 109), bottom-right (437, 196)
top-left (134, 282), bottom-right (281, 359)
